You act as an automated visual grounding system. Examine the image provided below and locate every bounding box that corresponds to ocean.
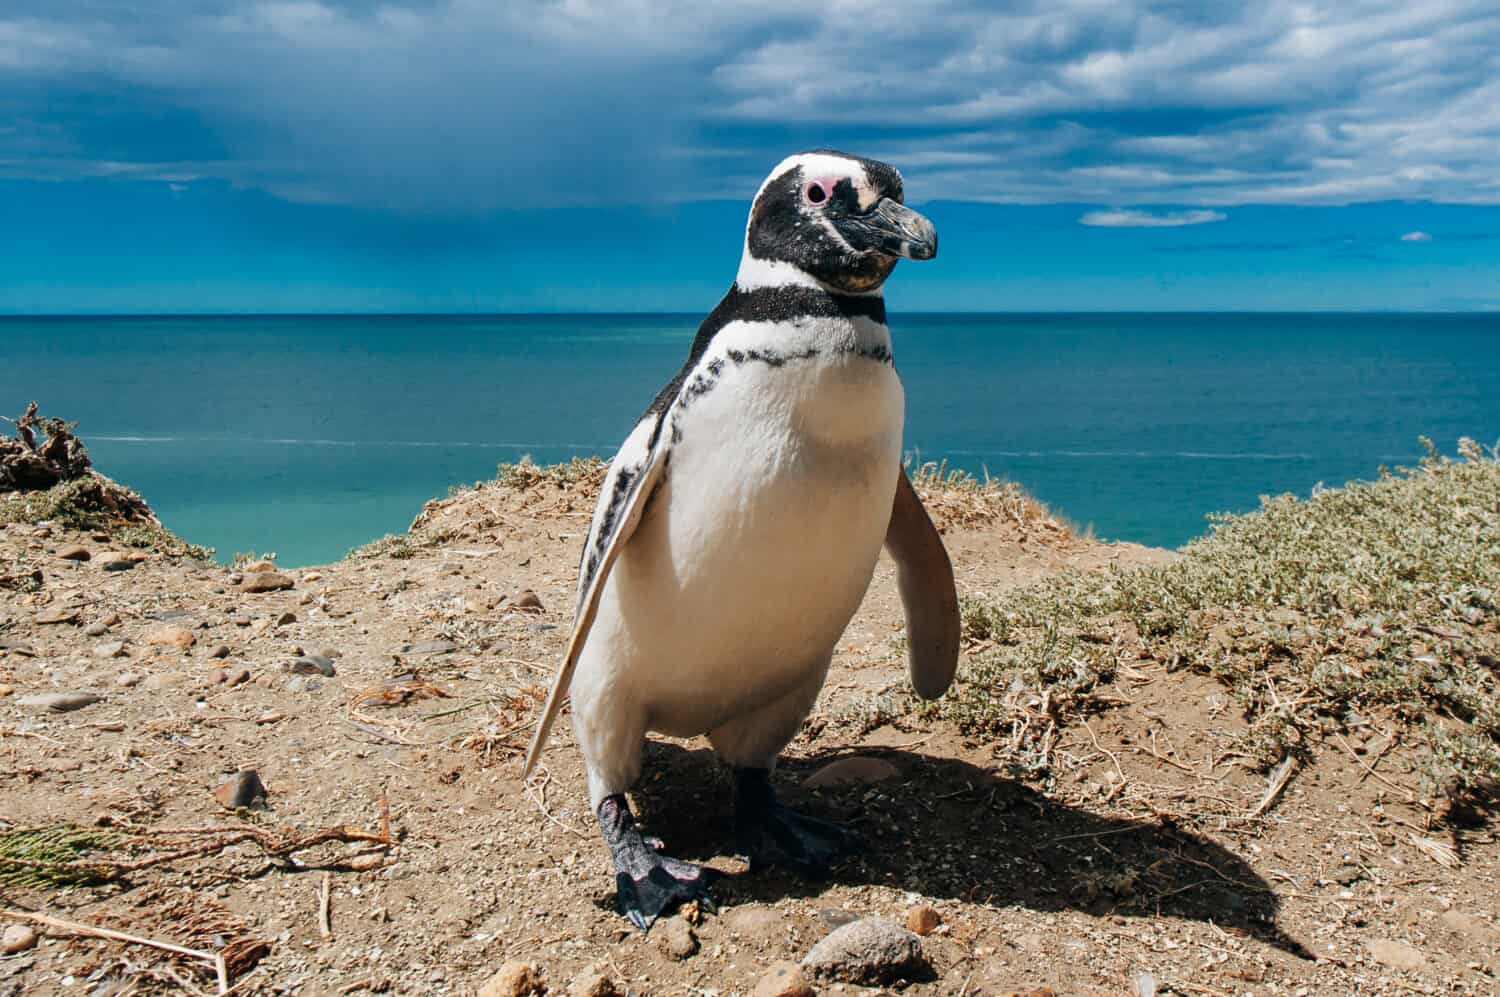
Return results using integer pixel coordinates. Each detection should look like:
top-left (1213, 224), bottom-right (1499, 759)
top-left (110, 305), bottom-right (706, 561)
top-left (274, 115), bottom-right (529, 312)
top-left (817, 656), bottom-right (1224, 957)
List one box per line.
top-left (4, 313), bottom-right (1497, 566)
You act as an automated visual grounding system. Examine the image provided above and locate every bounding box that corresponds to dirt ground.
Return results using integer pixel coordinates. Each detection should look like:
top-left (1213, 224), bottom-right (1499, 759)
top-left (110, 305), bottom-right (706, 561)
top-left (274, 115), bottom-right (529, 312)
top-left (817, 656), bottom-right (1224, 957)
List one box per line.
top-left (2, 476), bottom-right (1497, 996)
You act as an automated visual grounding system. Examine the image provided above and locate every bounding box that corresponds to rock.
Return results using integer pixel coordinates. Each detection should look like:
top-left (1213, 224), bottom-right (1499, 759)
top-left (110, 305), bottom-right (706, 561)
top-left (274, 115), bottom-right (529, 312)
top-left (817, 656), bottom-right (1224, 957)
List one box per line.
top-left (142, 672), bottom-right (187, 690)
top-left (400, 639), bottom-right (456, 656)
top-left (228, 668), bottom-right (252, 687)
top-left (275, 611), bottom-right (297, 626)
top-left (1, 924), bottom-right (38, 955)
top-left (1332, 863), bottom-right (1363, 885)
top-left (1439, 909), bottom-right (1500, 946)
top-left (802, 918), bottom-right (925, 985)
top-left (905, 904), bottom-right (940, 936)
top-left (209, 669), bottom-right (228, 684)
top-left (802, 756), bottom-right (900, 789)
top-left (241, 571), bottom-right (294, 593)
top-left (213, 770), bottom-right (268, 809)
top-left (0, 685), bottom-right (13, 697)
top-left (116, 672), bottom-right (141, 687)
top-left (56, 545), bottom-right (91, 561)
top-left (287, 655), bottom-right (336, 677)
top-left (101, 612), bottom-right (121, 626)
top-left (91, 531), bottom-right (110, 542)
top-left (659, 916), bottom-right (699, 960)
top-left (147, 625), bottom-right (196, 651)
top-left (302, 571), bottom-right (323, 583)
top-left (512, 589), bottom-right (544, 612)
top-left (0, 639), bottom-right (37, 656)
top-left (101, 558), bottom-right (136, 572)
top-left (568, 965), bottom-right (620, 997)
top-left (209, 644), bottom-right (231, 659)
top-left (93, 641), bottom-right (128, 659)
top-left (84, 622), bottom-right (109, 637)
top-left (478, 961), bottom-right (545, 997)
top-left (242, 559), bottom-right (277, 573)
top-left (1366, 938), bottom-right (1425, 971)
top-left (754, 961), bottom-right (815, 997)
top-left (35, 607), bottom-right (79, 625)
top-left (17, 692), bottom-right (102, 713)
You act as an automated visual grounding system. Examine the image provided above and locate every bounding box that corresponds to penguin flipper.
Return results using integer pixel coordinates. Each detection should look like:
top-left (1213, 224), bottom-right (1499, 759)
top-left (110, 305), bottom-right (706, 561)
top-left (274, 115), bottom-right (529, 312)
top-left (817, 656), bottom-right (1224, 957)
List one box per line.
top-left (884, 468), bottom-right (960, 700)
top-left (523, 414), bottom-right (672, 779)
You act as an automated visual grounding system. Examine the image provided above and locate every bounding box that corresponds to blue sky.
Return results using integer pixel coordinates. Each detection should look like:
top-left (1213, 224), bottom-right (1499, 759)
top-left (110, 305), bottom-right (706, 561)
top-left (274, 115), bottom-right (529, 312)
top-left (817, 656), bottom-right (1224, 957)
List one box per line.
top-left (2, 1), bottom-right (1499, 312)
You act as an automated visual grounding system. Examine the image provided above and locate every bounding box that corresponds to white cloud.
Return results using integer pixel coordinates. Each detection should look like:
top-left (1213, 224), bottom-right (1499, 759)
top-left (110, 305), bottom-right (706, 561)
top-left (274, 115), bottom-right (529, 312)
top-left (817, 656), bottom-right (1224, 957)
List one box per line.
top-left (1079, 209), bottom-right (1228, 228)
top-left (0, 1), bottom-right (1498, 211)
top-left (1401, 230), bottom-right (1434, 241)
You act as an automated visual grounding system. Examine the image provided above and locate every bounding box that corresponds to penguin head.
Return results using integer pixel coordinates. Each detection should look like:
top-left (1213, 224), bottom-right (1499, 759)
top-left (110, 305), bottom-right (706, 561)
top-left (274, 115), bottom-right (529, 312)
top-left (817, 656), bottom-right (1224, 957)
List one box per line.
top-left (743, 150), bottom-right (938, 294)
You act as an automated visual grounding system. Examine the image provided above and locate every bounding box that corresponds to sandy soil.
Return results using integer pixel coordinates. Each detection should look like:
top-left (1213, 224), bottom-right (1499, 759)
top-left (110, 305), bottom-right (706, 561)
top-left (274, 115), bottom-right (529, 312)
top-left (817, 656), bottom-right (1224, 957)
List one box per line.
top-left (1, 477), bottom-right (1496, 996)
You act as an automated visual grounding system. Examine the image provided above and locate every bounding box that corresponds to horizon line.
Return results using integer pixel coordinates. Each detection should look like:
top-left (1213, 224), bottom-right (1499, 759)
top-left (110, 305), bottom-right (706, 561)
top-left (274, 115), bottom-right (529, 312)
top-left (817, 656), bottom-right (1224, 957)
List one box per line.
top-left (3, 308), bottom-right (1499, 319)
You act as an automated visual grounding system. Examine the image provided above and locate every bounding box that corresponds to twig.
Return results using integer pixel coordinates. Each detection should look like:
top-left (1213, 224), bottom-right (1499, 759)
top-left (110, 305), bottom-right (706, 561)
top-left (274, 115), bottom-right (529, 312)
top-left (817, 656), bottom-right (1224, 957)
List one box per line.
top-left (1332, 733), bottom-right (1428, 809)
top-left (1, 909), bottom-right (229, 995)
top-left (1249, 755), bottom-right (1297, 817)
top-left (525, 769), bottom-right (588, 840)
top-left (318, 872), bottom-right (332, 938)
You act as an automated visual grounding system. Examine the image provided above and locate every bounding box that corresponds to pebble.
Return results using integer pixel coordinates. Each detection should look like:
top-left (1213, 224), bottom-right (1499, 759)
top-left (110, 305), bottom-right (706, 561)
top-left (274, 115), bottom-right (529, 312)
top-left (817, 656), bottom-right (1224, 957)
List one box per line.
top-left (213, 770), bottom-right (268, 809)
top-left (84, 622), bottom-right (109, 637)
top-left (35, 607), bottom-right (79, 625)
top-left (302, 571), bottom-right (323, 583)
top-left (101, 558), bottom-right (136, 572)
top-left (147, 625), bottom-right (196, 651)
top-left (17, 692), bottom-right (102, 713)
top-left (101, 612), bottom-right (121, 626)
top-left (478, 961), bottom-right (546, 997)
top-left (1366, 938), bottom-right (1425, 971)
top-left (0, 685), bottom-right (13, 697)
top-left (401, 639), bottom-right (457, 656)
top-left (753, 961), bottom-right (815, 997)
top-left (276, 611), bottom-right (297, 625)
top-left (287, 654), bottom-right (336, 677)
top-left (512, 589), bottom-right (544, 612)
top-left (802, 918), bottom-right (925, 985)
top-left (116, 672), bottom-right (141, 687)
top-left (228, 667), bottom-right (252, 687)
top-left (659, 916), bottom-right (699, 960)
top-left (209, 669), bottom-right (228, 684)
top-left (93, 641), bottom-right (128, 659)
top-left (56, 545), bottom-right (91, 561)
top-left (905, 904), bottom-right (941, 936)
top-left (1, 924), bottom-right (38, 955)
top-left (241, 571), bottom-right (294, 593)
top-left (242, 559), bottom-right (278, 573)
top-left (209, 644), bottom-right (231, 659)
top-left (802, 756), bottom-right (900, 789)
top-left (568, 965), bottom-right (620, 997)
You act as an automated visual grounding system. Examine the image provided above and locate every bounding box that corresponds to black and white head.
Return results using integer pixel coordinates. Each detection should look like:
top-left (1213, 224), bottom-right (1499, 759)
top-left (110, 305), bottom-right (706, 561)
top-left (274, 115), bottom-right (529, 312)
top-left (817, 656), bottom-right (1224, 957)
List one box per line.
top-left (738, 150), bottom-right (938, 295)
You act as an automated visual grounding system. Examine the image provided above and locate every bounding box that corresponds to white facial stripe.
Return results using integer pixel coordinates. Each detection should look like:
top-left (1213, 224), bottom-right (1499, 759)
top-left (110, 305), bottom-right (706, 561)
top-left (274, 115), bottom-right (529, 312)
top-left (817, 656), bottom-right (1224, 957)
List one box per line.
top-left (752, 152), bottom-right (865, 203)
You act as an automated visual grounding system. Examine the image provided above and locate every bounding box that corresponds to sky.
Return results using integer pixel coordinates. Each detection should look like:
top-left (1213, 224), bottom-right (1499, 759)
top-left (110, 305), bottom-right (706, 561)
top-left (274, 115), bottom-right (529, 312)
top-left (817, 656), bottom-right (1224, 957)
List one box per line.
top-left (2, 1), bottom-right (1499, 313)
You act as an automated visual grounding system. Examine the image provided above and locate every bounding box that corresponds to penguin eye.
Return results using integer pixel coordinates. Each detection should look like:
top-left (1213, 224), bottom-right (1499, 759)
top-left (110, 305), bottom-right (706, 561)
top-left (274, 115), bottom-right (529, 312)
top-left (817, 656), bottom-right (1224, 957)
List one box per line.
top-left (804, 182), bottom-right (828, 206)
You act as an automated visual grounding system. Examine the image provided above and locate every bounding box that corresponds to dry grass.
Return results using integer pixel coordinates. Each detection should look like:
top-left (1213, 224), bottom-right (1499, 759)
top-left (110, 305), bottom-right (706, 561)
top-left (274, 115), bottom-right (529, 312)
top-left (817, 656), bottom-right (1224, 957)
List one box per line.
top-left (939, 438), bottom-right (1500, 819)
top-left (907, 458), bottom-right (1073, 536)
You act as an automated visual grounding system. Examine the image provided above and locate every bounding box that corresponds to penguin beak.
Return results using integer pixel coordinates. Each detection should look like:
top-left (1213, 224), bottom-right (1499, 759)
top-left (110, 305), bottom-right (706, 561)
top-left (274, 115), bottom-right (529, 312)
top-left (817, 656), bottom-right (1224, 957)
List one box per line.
top-left (837, 198), bottom-right (938, 261)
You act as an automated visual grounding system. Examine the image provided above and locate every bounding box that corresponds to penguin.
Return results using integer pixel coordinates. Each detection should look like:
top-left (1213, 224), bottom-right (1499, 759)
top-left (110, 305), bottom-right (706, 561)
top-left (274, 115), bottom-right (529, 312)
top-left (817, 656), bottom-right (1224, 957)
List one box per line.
top-left (523, 149), bottom-right (960, 929)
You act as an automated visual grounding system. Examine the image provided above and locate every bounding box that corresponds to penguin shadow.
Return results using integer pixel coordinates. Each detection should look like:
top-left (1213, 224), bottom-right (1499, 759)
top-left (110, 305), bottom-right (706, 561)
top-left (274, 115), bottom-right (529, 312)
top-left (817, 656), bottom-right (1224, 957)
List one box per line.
top-left (631, 741), bottom-right (1313, 961)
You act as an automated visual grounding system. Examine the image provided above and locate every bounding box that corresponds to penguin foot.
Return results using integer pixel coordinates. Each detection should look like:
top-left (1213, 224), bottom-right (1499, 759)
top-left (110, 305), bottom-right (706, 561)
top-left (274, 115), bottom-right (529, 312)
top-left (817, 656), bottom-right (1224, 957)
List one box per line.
top-left (733, 767), bottom-right (858, 877)
top-left (598, 794), bottom-right (718, 931)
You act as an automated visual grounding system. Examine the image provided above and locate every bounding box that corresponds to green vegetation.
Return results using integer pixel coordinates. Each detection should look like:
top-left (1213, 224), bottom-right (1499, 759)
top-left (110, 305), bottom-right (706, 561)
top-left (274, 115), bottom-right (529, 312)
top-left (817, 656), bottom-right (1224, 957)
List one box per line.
top-left (0, 824), bottom-right (127, 889)
top-left (0, 476), bottom-right (213, 560)
top-left (938, 439), bottom-right (1500, 815)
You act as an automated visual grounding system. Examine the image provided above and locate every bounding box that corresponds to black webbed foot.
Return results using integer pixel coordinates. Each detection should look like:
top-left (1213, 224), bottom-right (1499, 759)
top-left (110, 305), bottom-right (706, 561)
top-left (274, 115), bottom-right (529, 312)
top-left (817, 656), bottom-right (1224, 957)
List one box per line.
top-left (598, 794), bottom-right (718, 931)
top-left (733, 767), bottom-right (859, 877)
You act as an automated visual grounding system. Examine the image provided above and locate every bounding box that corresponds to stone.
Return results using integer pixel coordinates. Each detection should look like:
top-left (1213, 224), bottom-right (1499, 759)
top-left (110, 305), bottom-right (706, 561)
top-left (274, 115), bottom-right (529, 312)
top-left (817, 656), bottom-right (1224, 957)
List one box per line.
top-left (754, 961), bottom-right (815, 997)
top-left (17, 692), bottom-right (102, 713)
top-left (276, 611), bottom-right (297, 626)
top-left (802, 918), bottom-right (925, 985)
top-left (35, 607), bottom-right (79, 625)
top-left (1, 924), bottom-right (38, 955)
top-left (56, 545), bottom-right (91, 561)
top-left (228, 668), bottom-right (252, 687)
top-left (512, 589), bottom-right (544, 612)
top-left (142, 672), bottom-right (187, 690)
top-left (302, 572), bottom-right (323, 583)
top-left (147, 625), bottom-right (196, 651)
top-left (659, 916), bottom-right (699, 960)
top-left (101, 558), bottom-right (136, 572)
top-left (568, 965), bottom-right (620, 997)
top-left (84, 622), bottom-right (109, 637)
top-left (241, 571), bottom-right (294, 593)
top-left (209, 669), bottom-right (228, 684)
top-left (287, 655), bottom-right (336, 677)
top-left (213, 770), bottom-right (268, 809)
top-left (802, 756), bottom-right (901, 789)
top-left (905, 904), bottom-right (940, 936)
top-left (400, 639), bottom-right (456, 656)
top-left (93, 641), bottom-right (128, 659)
top-left (478, 961), bottom-right (545, 997)
top-left (242, 559), bottom-right (278, 573)
top-left (101, 612), bottom-right (121, 626)
top-left (1366, 938), bottom-right (1425, 971)
top-left (116, 672), bottom-right (141, 687)
top-left (209, 644), bottom-right (231, 659)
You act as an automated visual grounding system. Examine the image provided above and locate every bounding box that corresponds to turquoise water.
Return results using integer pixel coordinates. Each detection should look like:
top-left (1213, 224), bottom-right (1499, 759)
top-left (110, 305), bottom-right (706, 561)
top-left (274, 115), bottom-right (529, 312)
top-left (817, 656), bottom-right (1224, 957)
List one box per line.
top-left (3, 313), bottom-right (1497, 565)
